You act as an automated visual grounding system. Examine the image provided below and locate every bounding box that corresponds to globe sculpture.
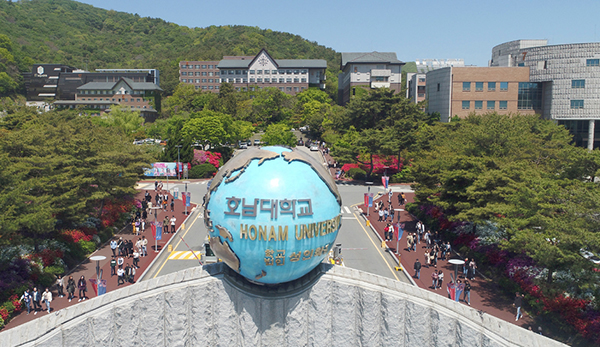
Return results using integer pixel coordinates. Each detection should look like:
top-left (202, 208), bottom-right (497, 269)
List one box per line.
top-left (204, 146), bottom-right (342, 284)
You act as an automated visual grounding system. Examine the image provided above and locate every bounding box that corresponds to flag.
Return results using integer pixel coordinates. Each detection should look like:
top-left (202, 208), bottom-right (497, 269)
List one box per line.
top-left (394, 222), bottom-right (403, 241)
top-left (185, 192), bottom-right (191, 207)
top-left (447, 282), bottom-right (456, 300)
top-left (151, 222), bottom-right (156, 239)
top-left (156, 222), bottom-right (163, 240)
top-left (89, 279), bottom-right (98, 296)
top-left (364, 193), bottom-right (369, 207)
top-left (382, 176), bottom-right (389, 189)
top-left (182, 192), bottom-right (187, 206)
top-left (368, 193), bottom-right (373, 207)
top-left (98, 279), bottom-right (107, 295)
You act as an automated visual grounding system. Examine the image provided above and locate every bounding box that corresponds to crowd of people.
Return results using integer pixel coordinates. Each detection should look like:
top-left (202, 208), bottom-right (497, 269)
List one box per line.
top-left (20, 275), bottom-right (89, 315)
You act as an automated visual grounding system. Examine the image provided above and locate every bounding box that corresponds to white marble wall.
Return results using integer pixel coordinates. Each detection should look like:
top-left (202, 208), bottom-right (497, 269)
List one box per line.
top-left (0, 264), bottom-right (566, 347)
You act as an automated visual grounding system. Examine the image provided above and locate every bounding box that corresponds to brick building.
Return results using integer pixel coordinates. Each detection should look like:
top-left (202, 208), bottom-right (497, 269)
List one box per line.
top-left (179, 50), bottom-right (327, 95)
top-left (426, 67), bottom-right (535, 122)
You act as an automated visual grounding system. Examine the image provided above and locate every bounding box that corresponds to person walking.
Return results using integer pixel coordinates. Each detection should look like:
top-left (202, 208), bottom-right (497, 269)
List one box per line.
top-left (56, 275), bottom-right (65, 298)
top-left (117, 255), bottom-right (124, 269)
top-left (77, 275), bottom-right (87, 301)
top-left (388, 223), bottom-right (395, 242)
top-left (133, 248), bottom-right (140, 268)
top-left (388, 189), bottom-right (393, 204)
top-left (41, 288), bottom-right (52, 313)
top-left (110, 238), bottom-right (118, 257)
top-left (141, 236), bottom-right (148, 256)
top-left (413, 259), bottom-right (421, 279)
top-left (468, 259), bottom-right (477, 280)
top-left (432, 270), bottom-right (439, 289)
top-left (463, 280), bottom-right (471, 305)
top-left (117, 267), bottom-right (125, 286)
top-left (383, 207), bottom-right (389, 222)
top-left (67, 276), bottom-right (76, 302)
top-left (163, 216), bottom-right (170, 234)
top-left (378, 208), bottom-right (384, 222)
top-left (514, 292), bottom-right (524, 321)
top-left (20, 289), bottom-right (32, 315)
top-left (32, 287), bottom-right (41, 314)
top-left (389, 207), bottom-right (395, 223)
top-left (170, 198), bottom-right (175, 212)
top-left (437, 271), bottom-right (444, 291)
top-left (406, 233), bottom-right (413, 252)
top-left (110, 256), bottom-right (117, 276)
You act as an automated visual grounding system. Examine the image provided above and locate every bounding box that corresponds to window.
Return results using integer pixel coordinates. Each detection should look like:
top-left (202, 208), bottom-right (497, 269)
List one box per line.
top-left (475, 82), bottom-right (484, 91)
top-left (279, 78), bottom-right (284, 83)
top-left (586, 59), bottom-right (599, 67)
top-left (500, 82), bottom-right (508, 91)
top-left (572, 79), bottom-right (585, 88)
top-left (221, 71), bottom-right (227, 75)
top-left (264, 78), bottom-right (270, 83)
top-left (202, 86), bottom-right (207, 90)
top-left (286, 70), bottom-right (292, 74)
top-left (201, 65), bottom-right (207, 69)
top-left (249, 70), bottom-right (255, 74)
top-left (249, 78), bottom-right (255, 83)
top-left (286, 87), bottom-right (292, 91)
top-left (462, 82), bottom-right (471, 91)
top-left (301, 78), bottom-right (307, 83)
top-left (571, 100), bottom-right (584, 109)
top-left (301, 70), bottom-right (307, 74)
top-left (487, 101), bottom-right (495, 109)
top-left (195, 65), bottom-right (200, 69)
top-left (195, 79), bottom-right (200, 83)
top-left (474, 101), bottom-right (483, 109)
top-left (228, 70), bottom-right (234, 75)
top-left (181, 79), bottom-right (186, 83)
top-left (437, 83), bottom-right (440, 92)
top-left (208, 65), bottom-right (213, 69)
top-left (202, 72), bottom-right (207, 76)
top-left (279, 87), bottom-right (284, 91)
top-left (488, 82), bottom-right (496, 91)
top-left (517, 63), bottom-right (525, 67)
top-left (518, 82), bottom-right (542, 110)
top-left (272, 70), bottom-right (278, 74)
top-left (293, 78), bottom-right (299, 83)
top-left (195, 72), bottom-right (201, 76)
top-left (257, 78), bottom-right (262, 83)
top-left (209, 72), bottom-right (213, 76)
top-left (257, 70), bottom-right (262, 74)
top-left (235, 70), bottom-right (241, 75)
top-left (286, 78), bottom-right (292, 83)
top-left (208, 79), bottom-right (213, 83)
top-left (419, 78), bottom-right (426, 82)
top-left (462, 101), bottom-right (470, 109)
top-left (208, 86), bottom-right (214, 90)
top-left (499, 101), bottom-right (507, 109)
top-left (181, 72), bottom-right (187, 76)
top-left (264, 70), bottom-right (270, 74)
top-left (279, 70), bottom-right (285, 74)
top-left (202, 79), bottom-right (207, 83)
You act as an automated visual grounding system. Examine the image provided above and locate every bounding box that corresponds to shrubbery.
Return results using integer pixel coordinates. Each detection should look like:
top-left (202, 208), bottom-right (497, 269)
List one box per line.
top-left (347, 167), bottom-right (366, 180)
top-left (189, 163), bottom-right (217, 179)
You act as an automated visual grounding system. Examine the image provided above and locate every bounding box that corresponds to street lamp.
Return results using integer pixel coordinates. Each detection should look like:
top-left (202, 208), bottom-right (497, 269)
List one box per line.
top-left (175, 145), bottom-right (182, 180)
top-left (183, 180), bottom-right (190, 215)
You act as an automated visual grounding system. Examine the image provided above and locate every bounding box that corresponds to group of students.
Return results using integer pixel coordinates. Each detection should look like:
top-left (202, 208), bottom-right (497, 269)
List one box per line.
top-left (20, 275), bottom-right (89, 315)
top-left (110, 255), bottom-right (137, 286)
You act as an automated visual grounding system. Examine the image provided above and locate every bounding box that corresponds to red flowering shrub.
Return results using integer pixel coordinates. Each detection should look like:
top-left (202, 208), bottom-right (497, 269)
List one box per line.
top-left (341, 163), bottom-right (359, 173)
top-left (192, 150), bottom-right (222, 169)
top-left (0, 307), bottom-right (8, 321)
top-left (356, 154), bottom-right (401, 175)
top-left (99, 198), bottom-right (134, 227)
top-left (60, 229), bottom-right (92, 243)
top-left (10, 295), bottom-right (21, 312)
top-left (33, 249), bottom-right (65, 267)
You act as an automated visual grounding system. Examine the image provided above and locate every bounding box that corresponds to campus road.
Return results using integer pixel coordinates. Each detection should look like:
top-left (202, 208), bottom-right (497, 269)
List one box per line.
top-left (140, 146), bottom-right (411, 284)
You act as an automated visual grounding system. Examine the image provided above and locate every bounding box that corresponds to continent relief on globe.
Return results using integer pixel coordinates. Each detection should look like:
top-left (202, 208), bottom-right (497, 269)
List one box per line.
top-left (204, 146), bottom-right (342, 284)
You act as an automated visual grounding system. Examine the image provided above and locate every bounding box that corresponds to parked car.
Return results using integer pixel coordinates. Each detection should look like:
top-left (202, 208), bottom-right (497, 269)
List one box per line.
top-left (239, 142), bottom-right (248, 149)
top-left (254, 139), bottom-right (261, 146)
top-left (581, 249), bottom-right (600, 264)
top-left (297, 139), bottom-right (304, 146)
top-left (310, 145), bottom-right (319, 151)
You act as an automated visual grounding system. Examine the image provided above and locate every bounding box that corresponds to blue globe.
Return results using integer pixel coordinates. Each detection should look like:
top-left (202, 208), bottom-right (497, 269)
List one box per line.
top-left (204, 146), bottom-right (342, 284)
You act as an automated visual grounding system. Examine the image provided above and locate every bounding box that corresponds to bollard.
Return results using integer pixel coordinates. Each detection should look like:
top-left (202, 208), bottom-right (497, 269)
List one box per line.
top-left (366, 220), bottom-right (370, 227)
top-left (168, 244), bottom-right (173, 252)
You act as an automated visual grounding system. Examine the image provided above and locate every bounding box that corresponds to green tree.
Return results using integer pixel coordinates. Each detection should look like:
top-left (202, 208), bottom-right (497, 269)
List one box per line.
top-left (261, 123), bottom-right (296, 147)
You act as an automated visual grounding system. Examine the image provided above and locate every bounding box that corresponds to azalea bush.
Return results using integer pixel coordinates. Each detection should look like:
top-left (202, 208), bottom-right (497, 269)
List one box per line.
top-left (356, 154), bottom-right (401, 175)
top-left (192, 150), bottom-right (222, 169)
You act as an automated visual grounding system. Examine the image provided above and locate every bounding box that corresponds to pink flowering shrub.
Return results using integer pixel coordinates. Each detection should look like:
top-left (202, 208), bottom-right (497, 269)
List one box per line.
top-left (192, 150), bottom-right (222, 168)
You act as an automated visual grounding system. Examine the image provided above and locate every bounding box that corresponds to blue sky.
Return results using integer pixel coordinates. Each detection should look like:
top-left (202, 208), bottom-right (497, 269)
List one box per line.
top-left (78, 0), bottom-right (600, 66)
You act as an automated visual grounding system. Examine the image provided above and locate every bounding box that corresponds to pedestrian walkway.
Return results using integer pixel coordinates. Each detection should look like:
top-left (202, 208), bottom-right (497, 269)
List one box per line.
top-left (359, 190), bottom-right (534, 328)
top-left (3, 186), bottom-right (199, 331)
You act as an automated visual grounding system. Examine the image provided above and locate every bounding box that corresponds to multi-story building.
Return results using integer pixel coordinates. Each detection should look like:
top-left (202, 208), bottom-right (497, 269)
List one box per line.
top-left (53, 77), bottom-right (162, 119)
top-left (337, 52), bottom-right (404, 105)
top-left (490, 39), bottom-right (600, 149)
top-left (179, 60), bottom-right (223, 91)
top-left (426, 67), bottom-right (535, 122)
top-left (23, 65), bottom-right (161, 117)
top-left (179, 50), bottom-right (327, 95)
top-left (407, 59), bottom-right (465, 104)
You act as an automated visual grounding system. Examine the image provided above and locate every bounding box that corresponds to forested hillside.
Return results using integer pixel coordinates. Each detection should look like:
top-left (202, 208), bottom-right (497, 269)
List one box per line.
top-left (0, 0), bottom-right (341, 95)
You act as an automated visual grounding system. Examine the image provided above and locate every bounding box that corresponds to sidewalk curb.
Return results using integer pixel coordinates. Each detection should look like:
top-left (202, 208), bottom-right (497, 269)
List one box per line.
top-left (137, 206), bottom-right (200, 281)
top-left (356, 208), bottom-right (417, 286)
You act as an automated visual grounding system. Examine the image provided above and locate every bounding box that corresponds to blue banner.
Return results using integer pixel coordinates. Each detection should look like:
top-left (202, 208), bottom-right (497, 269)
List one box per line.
top-left (185, 192), bottom-right (191, 207)
top-left (368, 193), bottom-right (373, 207)
top-left (156, 222), bottom-right (163, 240)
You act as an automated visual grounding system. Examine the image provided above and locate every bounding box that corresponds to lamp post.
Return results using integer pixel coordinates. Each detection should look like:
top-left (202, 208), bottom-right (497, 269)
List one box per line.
top-left (175, 145), bottom-right (182, 180)
top-left (89, 255), bottom-right (106, 295)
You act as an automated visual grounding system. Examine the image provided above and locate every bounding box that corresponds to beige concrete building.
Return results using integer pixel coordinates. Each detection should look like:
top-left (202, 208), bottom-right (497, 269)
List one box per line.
top-left (426, 67), bottom-right (536, 122)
